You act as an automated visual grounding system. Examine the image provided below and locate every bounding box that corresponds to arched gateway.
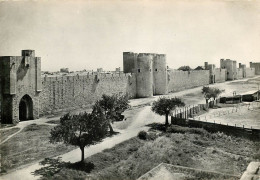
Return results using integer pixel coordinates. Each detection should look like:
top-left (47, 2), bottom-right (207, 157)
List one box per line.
top-left (0, 50), bottom-right (42, 124)
top-left (19, 95), bottom-right (33, 121)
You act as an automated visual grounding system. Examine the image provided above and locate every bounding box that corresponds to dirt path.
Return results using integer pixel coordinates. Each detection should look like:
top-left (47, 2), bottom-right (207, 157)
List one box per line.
top-left (0, 117), bottom-right (58, 145)
top-left (1, 106), bottom-right (164, 180)
top-left (1, 76), bottom-right (259, 180)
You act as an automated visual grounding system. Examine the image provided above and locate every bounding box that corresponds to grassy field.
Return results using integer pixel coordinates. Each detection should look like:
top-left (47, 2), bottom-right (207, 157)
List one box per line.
top-left (0, 128), bottom-right (20, 142)
top-left (0, 124), bottom-right (76, 174)
top-left (37, 125), bottom-right (260, 180)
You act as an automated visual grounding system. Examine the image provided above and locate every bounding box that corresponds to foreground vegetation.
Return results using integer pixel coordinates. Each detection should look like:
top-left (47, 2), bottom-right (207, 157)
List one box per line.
top-left (35, 124), bottom-right (260, 180)
top-left (0, 127), bottom-right (20, 142)
top-left (0, 124), bottom-right (76, 174)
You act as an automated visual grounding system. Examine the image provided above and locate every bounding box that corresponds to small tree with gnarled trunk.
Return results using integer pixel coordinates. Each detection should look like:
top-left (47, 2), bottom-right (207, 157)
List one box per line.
top-left (50, 111), bottom-right (108, 162)
top-left (92, 94), bottom-right (130, 134)
top-left (202, 86), bottom-right (211, 107)
top-left (202, 86), bottom-right (224, 107)
top-left (151, 97), bottom-right (185, 125)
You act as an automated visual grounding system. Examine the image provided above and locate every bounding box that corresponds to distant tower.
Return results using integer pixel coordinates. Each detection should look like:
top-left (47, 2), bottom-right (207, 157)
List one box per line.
top-left (233, 60), bottom-right (237, 79)
top-left (136, 53), bottom-right (154, 97)
top-left (250, 62), bottom-right (260, 75)
top-left (153, 54), bottom-right (168, 95)
top-left (0, 50), bottom-right (42, 124)
top-left (220, 59), bottom-right (237, 80)
top-left (204, 62), bottom-right (208, 70)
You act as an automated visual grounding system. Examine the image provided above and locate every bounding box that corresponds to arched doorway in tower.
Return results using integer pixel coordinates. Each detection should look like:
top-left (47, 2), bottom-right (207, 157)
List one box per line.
top-left (19, 94), bottom-right (33, 121)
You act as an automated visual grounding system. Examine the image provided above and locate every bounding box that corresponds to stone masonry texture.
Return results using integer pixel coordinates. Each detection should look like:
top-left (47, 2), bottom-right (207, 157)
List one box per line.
top-left (0, 50), bottom-right (258, 124)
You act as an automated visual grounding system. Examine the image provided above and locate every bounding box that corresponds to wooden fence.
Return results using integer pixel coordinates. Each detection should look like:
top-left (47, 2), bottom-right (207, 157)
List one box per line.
top-left (170, 99), bottom-right (260, 140)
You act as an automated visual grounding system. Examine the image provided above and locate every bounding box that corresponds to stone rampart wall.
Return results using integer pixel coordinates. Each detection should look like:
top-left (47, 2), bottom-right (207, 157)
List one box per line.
top-left (214, 68), bottom-right (227, 83)
top-left (39, 73), bottom-right (136, 115)
top-left (167, 70), bottom-right (210, 93)
top-left (250, 63), bottom-right (260, 75)
top-left (237, 68), bottom-right (243, 79)
top-left (246, 68), bottom-right (255, 78)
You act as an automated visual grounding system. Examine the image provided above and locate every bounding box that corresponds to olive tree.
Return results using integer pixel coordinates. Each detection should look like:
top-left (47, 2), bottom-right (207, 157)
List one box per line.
top-left (50, 111), bottom-right (109, 162)
top-left (151, 97), bottom-right (185, 125)
top-left (210, 88), bottom-right (224, 101)
top-left (92, 94), bottom-right (130, 133)
top-left (202, 86), bottom-right (224, 107)
top-left (178, 66), bottom-right (192, 71)
top-left (202, 86), bottom-right (211, 106)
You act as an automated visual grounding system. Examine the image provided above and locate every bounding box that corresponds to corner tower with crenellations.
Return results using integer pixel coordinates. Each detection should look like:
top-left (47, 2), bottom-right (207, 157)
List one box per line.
top-left (123, 52), bottom-right (168, 97)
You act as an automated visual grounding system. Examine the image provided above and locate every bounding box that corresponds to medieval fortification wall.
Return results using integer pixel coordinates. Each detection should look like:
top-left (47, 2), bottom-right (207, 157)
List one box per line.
top-left (214, 68), bottom-right (227, 83)
top-left (0, 50), bottom-right (258, 124)
top-left (237, 68), bottom-right (244, 79)
top-left (0, 50), bottom-right (41, 123)
top-left (246, 68), bottom-right (255, 77)
top-left (167, 70), bottom-right (210, 93)
top-left (39, 73), bottom-right (136, 115)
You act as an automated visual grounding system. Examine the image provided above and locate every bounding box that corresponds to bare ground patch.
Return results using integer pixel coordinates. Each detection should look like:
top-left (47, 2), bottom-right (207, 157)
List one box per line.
top-left (196, 102), bottom-right (260, 129)
top-left (0, 124), bottom-right (76, 174)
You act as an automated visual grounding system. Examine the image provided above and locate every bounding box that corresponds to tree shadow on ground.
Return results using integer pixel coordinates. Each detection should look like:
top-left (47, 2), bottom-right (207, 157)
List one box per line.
top-left (146, 123), bottom-right (167, 132)
top-left (107, 131), bottom-right (120, 137)
top-left (32, 157), bottom-right (94, 178)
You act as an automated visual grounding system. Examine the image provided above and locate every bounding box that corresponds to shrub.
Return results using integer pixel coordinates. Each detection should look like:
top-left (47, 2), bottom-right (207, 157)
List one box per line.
top-left (147, 132), bottom-right (158, 141)
top-left (188, 128), bottom-right (208, 136)
top-left (147, 123), bottom-right (166, 131)
top-left (166, 125), bottom-right (209, 137)
top-left (24, 124), bottom-right (41, 131)
top-left (166, 125), bottom-right (187, 134)
top-left (138, 131), bottom-right (147, 140)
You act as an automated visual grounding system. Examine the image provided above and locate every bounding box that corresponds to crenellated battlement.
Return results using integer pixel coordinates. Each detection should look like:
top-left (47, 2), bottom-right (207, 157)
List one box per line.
top-left (41, 72), bottom-right (130, 83)
top-left (1, 49), bottom-right (258, 124)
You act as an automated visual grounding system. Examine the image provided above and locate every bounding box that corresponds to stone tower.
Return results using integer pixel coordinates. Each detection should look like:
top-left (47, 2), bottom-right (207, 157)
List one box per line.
top-left (0, 50), bottom-right (42, 124)
top-left (123, 52), bottom-right (168, 98)
top-left (153, 54), bottom-right (168, 95)
top-left (123, 52), bottom-right (137, 73)
top-left (220, 59), bottom-right (237, 80)
top-left (250, 62), bottom-right (260, 75)
top-left (136, 53), bottom-right (154, 97)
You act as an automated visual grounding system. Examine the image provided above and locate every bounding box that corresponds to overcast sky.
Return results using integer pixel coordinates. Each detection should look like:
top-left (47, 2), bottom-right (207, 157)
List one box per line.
top-left (0, 0), bottom-right (259, 71)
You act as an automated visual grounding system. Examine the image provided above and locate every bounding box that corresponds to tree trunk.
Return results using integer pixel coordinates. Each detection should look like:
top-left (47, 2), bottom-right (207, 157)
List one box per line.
top-left (206, 99), bottom-right (209, 108)
top-left (108, 123), bottom-right (114, 133)
top-left (80, 147), bottom-right (84, 162)
top-left (165, 113), bottom-right (169, 126)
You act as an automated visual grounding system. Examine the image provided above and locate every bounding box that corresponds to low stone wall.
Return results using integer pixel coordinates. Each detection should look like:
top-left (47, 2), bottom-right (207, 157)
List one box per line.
top-left (171, 117), bottom-right (260, 140)
top-left (170, 98), bottom-right (260, 140)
